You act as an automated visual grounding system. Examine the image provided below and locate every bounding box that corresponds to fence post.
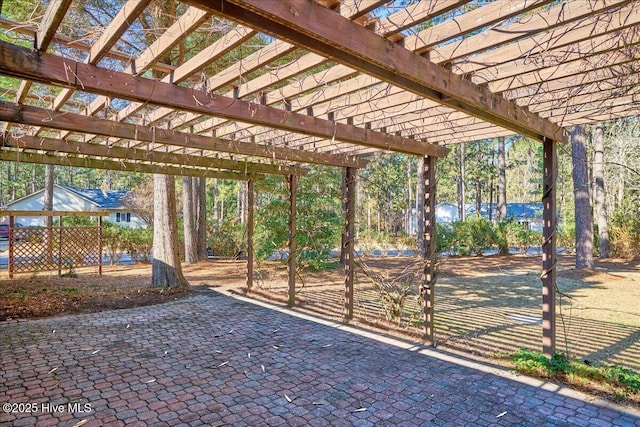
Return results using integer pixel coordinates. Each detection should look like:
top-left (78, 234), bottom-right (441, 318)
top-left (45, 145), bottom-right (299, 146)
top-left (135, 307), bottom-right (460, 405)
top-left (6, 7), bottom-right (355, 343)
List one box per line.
top-left (98, 216), bottom-right (103, 275)
top-left (58, 216), bottom-right (63, 276)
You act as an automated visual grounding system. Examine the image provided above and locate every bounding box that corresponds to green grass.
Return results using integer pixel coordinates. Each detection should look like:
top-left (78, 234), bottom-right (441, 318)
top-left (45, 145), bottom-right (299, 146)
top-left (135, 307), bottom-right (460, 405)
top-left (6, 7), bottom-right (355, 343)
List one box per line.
top-left (511, 349), bottom-right (640, 400)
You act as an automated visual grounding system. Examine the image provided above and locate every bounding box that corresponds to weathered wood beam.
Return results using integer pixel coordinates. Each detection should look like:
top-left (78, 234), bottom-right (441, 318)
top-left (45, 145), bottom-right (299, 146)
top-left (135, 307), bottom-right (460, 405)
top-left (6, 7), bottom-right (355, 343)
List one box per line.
top-left (0, 41), bottom-right (446, 158)
top-left (0, 16), bottom-right (175, 75)
top-left (5, 0), bottom-right (72, 130)
top-left (506, 62), bottom-right (640, 101)
top-left (1, 134), bottom-right (305, 176)
top-left (339, 0), bottom-right (387, 19)
top-left (0, 149), bottom-right (261, 180)
top-left (142, 1), bottom-right (433, 146)
top-left (51, 0), bottom-right (151, 111)
top-left (196, 0), bottom-right (567, 143)
top-left (376, 0), bottom-right (470, 37)
top-left (429, 0), bottom-right (632, 63)
top-left (36, 0), bottom-right (74, 51)
top-left (114, 24), bottom-right (256, 122)
top-left (0, 101), bottom-right (362, 168)
top-left (458, 4), bottom-right (640, 77)
top-left (512, 73), bottom-right (640, 106)
top-left (489, 50), bottom-right (639, 94)
top-left (404, 0), bottom-right (553, 53)
top-left (84, 6), bottom-right (210, 118)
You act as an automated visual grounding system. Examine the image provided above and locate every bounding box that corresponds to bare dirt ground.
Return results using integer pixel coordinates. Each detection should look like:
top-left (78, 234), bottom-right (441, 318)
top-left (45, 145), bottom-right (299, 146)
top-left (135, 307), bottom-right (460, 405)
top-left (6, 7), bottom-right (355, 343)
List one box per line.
top-left (2, 254), bottom-right (639, 404)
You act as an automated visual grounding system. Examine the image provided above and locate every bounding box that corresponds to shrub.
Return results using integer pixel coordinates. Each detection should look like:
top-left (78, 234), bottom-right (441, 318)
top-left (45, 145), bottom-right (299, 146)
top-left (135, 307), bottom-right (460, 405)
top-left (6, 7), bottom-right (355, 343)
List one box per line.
top-left (207, 220), bottom-right (245, 258)
top-left (609, 199), bottom-right (640, 259)
top-left (495, 219), bottom-right (542, 254)
top-left (120, 227), bottom-right (153, 263)
top-left (101, 223), bottom-right (124, 265)
top-left (451, 217), bottom-right (497, 255)
top-left (436, 223), bottom-right (456, 255)
top-left (511, 349), bottom-right (640, 399)
top-left (557, 225), bottom-right (576, 253)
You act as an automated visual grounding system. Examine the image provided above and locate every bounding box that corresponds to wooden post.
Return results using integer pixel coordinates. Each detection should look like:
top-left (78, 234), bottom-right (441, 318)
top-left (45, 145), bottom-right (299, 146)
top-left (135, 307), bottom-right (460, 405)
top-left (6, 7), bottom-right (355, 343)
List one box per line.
top-left (8, 215), bottom-right (14, 279)
top-left (421, 156), bottom-right (437, 344)
top-left (58, 216), bottom-right (63, 276)
top-left (287, 175), bottom-right (298, 306)
top-left (98, 216), bottom-right (103, 276)
top-left (344, 167), bottom-right (356, 320)
top-left (246, 179), bottom-right (254, 290)
top-left (542, 137), bottom-right (557, 356)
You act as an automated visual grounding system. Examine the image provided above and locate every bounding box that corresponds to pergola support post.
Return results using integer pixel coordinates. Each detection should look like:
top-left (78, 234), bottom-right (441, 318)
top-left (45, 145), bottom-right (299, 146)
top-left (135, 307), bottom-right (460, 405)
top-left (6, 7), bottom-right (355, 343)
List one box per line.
top-left (542, 137), bottom-right (557, 356)
top-left (98, 216), bottom-right (103, 276)
top-left (287, 174), bottom-right (298, 306)
top-left (421, 156), bottom-right (437, 344)
top-left (8, 215), bottom-right (14, 279)
top-left (343, 166), bottom-right (356, 320)
top-left (246, 179), bottom-right (254, 291)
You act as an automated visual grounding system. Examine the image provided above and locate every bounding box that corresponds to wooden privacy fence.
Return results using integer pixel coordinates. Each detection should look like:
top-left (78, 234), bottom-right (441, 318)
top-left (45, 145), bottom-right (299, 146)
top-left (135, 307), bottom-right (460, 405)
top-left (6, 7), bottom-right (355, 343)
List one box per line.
top-left (1, 211), bottom-right (105, 278)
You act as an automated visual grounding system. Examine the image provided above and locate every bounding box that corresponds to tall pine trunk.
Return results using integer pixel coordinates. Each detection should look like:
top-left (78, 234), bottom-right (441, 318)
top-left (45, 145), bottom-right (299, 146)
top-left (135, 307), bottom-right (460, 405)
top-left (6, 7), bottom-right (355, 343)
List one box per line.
top-left (593, 122), bottom-right (609, 258)
top-left (571, 125), bottom-right (594, 269)
top-left (152, 175), bottom-right (188, 288)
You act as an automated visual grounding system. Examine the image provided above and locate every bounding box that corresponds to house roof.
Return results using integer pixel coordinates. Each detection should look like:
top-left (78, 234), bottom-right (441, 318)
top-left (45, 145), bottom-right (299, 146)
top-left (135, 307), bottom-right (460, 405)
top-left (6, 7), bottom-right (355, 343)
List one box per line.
top-left (58, 185), bottom-right (131, 210)
top-left (2, 184), bottom-right (131, 211)
top-left (467, 203), bottom-right (543, 220)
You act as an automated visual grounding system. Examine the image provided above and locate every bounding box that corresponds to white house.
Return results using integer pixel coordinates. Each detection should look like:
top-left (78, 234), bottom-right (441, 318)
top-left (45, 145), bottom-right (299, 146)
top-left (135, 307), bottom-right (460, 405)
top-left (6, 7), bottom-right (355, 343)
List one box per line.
top-left (1, 184), bottom-right (146, 228)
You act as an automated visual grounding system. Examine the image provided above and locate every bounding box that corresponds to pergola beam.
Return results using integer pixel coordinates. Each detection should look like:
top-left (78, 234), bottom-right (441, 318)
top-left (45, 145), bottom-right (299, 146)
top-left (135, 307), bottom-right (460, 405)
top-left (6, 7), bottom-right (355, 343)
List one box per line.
top-left (51, 0), bottom-right (151, 112)
top-left (0, 101), bottom-right (362, 169)
top-left (0, 150), bottom-right (261, 181)
top-left (193, 0), bottom-right (567, 143)
top-left (0, 40), bottom-right (446, 159)
top-left (1, 134), bottom-right (305, 176)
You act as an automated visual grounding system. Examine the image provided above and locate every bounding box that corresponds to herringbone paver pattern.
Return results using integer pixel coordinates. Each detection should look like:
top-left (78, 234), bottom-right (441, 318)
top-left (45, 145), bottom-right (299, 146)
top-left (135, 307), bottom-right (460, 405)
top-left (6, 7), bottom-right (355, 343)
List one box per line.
top-left (1, 290), bottom-right (639, 426)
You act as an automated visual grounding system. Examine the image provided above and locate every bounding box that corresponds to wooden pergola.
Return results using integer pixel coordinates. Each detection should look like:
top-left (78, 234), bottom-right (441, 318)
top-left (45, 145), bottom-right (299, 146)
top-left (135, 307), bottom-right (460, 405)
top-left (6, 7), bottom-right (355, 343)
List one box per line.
top-left (0, 0), bottom-right (637, 356)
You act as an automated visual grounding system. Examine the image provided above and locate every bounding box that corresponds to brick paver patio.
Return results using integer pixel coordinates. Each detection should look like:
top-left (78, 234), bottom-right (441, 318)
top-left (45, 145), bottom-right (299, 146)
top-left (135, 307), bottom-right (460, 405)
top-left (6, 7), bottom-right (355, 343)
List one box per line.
top-left (1, 289), bottom-right (639, 427)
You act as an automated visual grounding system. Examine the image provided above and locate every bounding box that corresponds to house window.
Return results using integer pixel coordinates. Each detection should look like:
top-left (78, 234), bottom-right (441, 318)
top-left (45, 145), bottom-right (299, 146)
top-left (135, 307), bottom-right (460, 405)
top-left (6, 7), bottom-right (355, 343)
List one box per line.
top-left (116, 213), bottom-right (131, 223)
